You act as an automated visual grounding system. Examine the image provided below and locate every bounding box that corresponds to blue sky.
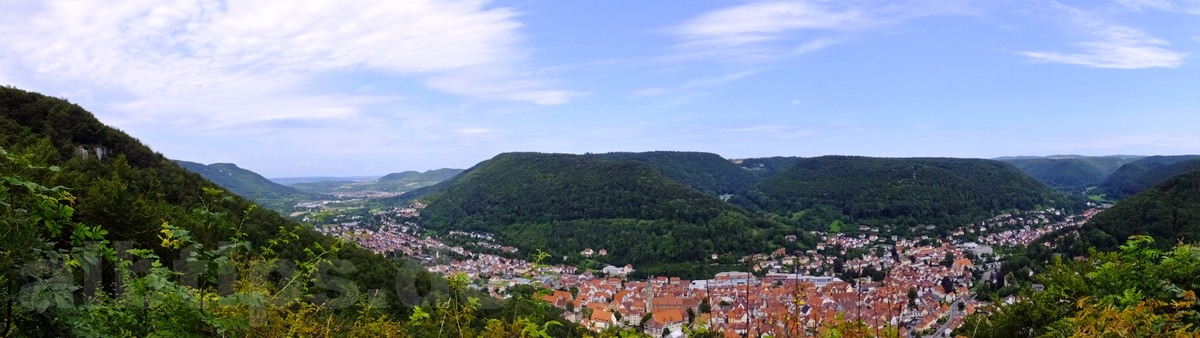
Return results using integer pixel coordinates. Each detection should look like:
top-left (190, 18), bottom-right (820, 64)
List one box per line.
top-left (1, 0), bottom-right (1198, 177)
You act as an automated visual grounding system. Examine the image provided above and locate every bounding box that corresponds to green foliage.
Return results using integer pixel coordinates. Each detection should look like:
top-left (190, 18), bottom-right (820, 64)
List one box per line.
top-left (174, 160), bottom-right (312, 203)
top-left (738, 156), bottom-right (1078, 232)
top-left (420, 152), bottom-right (810, 277)
top-left (0, 86), bottom-right (578, 337)
top-left (589, 151), bottom-right (762, 195)
top-left (999, 155), bottom-right (1141, 193)
top-left (1059, 170), bottom-right (1200, 254)
top-left (1097, 155), bottom-right (1200, 200)
top-left (958, 236), bottom-right (1200, 337)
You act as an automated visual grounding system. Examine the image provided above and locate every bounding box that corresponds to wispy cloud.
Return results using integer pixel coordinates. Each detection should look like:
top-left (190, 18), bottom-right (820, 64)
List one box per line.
top-left (1116, 0), bottom-right (1200, 14)
top-left (629, 70), bottom-right (758, 103)
top-left (1018, 3), bottom-right (1188, 68)
top-left (0, 0), bottom-right (574, 131)
top-left (665, 0), bottom-right (966, 62)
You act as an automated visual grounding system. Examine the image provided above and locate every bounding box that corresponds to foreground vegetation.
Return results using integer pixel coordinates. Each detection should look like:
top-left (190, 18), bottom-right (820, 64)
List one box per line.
top-left (958, 236), bottom-right (1200, 337)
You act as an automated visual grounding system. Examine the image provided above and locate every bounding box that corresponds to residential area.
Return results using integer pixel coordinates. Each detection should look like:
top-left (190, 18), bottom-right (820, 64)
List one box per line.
top-left (316, 202), bottom-right (1108, 337)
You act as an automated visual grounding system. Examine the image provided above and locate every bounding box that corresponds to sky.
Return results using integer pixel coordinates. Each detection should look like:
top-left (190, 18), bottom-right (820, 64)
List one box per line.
top-left (1, 0), bottom-right (1198, 177)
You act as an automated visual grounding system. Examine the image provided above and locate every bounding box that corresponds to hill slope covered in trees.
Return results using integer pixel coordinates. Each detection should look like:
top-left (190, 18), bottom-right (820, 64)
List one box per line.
top-left (1097, 155), bottom-right (1200, 199)
top-left (998, 155), bottom-right (1141, 193)
top-left (587, 151), bottom-right (761, 195)
top-left (1056, 169), bottom-right (1200, 254)
top-left (736, 156), bottom-right (1077, 234)
top-left (0, 86), bottom-right (578, 337)
top-left (175, 160), bottom-right (312, 201)
top-left (419, 152), bottom-right (807, 277)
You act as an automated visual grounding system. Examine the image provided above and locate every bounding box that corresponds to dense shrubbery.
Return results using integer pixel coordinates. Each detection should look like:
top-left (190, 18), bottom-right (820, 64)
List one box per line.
top-left (958, 236), bottom-right (1200, 337)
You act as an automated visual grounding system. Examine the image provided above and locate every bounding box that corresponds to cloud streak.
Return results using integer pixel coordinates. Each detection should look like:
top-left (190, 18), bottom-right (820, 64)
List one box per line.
top-left (1116, 0), bottom-right (1200, 14)
top-left (0, 0), bottom-right (574, 131)
top-left (1018, 3), bottom-right (1188, 69)
top-left (665, 0), bottom-right (966, 62)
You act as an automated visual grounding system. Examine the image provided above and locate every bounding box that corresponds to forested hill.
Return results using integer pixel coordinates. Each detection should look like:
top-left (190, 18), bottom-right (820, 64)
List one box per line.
top-left (736, 156), bottom-right (1076, 232)
top-left (1059, 170), bottom-right (1200, 253)
top-left (0, 85), bottom-right (414, 310)
top-left (1097, 155), bottom-right (1200, 200)
top-left (420, 152), bottom-right (807, 276)
top-left (587, 151), bottom-right (760, 195)
top-left (998, 155), bottom-right (1141, 193)
top-left (0, 86), bottom-right (578, 336)
top-left (175, 160), bottom-right (310, 199)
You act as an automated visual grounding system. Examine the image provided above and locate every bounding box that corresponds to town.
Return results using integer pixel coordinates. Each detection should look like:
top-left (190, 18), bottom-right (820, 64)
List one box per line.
top-left (315, 202), bottom-right (1108, 337)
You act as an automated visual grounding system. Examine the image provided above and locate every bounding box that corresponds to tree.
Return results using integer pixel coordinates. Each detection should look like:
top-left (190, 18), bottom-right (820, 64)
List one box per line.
top-left (639, 313), bottom-right (654, 330)
top-left (907, 287), bottom-right (919, 309)
top-left (958, 236), bottom-right (1200, 337)
top-left (940, 277), bottom-right (955, 296)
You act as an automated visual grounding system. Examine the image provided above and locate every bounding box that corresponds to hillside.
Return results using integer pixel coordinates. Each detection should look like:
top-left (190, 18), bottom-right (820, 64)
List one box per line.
top-left (1097, 155), bottom-right (1200, 199)
top-left (175, 160), bottom-right (310, 199)
top-left (1062, 170), bottom-right (1200, 253)
top-left (0, 85), bottom-right (412, 310)
top-left (290, 168), bottom-right (462, 194)
top-left (420, 152), bottom-right (806, 276)
top-left (998, 155), bottom-right (1141, 193)
top-left (738, 156), bottom-right (1076, 233)
top-left (588, 151), bottom-right (761, 195)
top-left (0, 86), bottom-right (575, 336)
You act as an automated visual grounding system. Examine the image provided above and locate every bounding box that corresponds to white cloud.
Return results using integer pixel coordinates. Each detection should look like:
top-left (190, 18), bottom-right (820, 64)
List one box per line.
top-left (1018, 4), bottom-right (1187, 68)
top-left (0, 0), bottom-right (572, 132)
top-left (666, 0), bottom-right (966, 62)
top-left (1116, 0), bottom-right (1200, 14)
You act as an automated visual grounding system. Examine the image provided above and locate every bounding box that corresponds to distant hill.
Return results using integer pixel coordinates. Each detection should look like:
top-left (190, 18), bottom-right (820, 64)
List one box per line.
top-left (588, 151), bottom-right (760, 195)
top-left (737, 156), bottom-right (1077, 232)
top-left (290, 168), bottom-right (462, 194)
top-left (1097, 155), bottom-right (1200, 200)
top-left (1056, 170), bottom-right (1200, 254)
top-left (419, 152), bottom-right (806, 277)
top-left (998, 155), bottom-right (1142, 193)
top-left (175, 160), bottom-right (310, 201)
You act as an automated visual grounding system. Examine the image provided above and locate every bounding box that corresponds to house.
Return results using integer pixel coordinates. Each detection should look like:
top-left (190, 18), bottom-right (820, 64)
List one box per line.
top-left (539, 290), bottom-right (575, 309)
top-left (582, 248), bottom-right (595, 257)
top-left (590, 309), bottom-right (616, 330)
top-left (645, 308), bottom-right (686, 337)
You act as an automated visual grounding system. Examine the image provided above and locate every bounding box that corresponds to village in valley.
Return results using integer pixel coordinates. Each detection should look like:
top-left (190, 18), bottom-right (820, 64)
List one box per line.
top-left (314, 201), bottom-right (1110, 337)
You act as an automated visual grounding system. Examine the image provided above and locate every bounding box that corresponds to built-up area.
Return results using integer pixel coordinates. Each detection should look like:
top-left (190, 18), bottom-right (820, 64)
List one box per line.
top-left (316, 202), bottom-right (1109, 337)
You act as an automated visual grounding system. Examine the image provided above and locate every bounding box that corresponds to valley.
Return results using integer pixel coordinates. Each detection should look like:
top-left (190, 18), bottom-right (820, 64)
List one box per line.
top-left (3, 86), bottom-right (1199, 337)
